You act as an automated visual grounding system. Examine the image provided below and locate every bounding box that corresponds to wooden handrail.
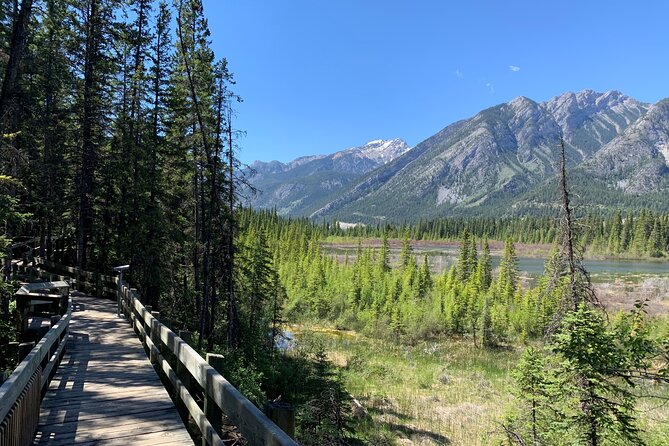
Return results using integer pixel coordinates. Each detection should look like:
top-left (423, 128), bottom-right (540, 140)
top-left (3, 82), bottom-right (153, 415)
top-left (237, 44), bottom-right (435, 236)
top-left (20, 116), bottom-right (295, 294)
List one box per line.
top-left (38, 261), bottom-right (298, 446)
top-left (0, 297), bottom-right (71, 443)
top-left (34, 258), bottom-right (117, 298)
top-left (120, 282), bottom-right (298, 446)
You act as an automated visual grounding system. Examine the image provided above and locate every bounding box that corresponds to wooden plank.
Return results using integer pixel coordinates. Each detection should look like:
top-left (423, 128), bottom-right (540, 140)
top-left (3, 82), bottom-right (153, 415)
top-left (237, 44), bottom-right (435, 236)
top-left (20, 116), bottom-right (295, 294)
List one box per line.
top-left (35, 423), bottom-right (190, 446)
top-left (40, 387), bottom-right (175, 407)
top-left (38, 405), bottom-right (178, 425)
top-left (35, 295), bottom-right (193, 445)
top-left (66, 429), bottom-right (194, 446)
top-left (36, 411), bottom-right (184, 434)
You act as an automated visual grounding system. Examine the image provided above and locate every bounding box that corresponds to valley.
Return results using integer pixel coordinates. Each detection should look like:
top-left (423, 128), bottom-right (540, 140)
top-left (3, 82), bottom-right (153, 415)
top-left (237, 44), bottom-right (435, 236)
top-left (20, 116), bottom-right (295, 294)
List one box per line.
top-left (321, 239), bottom-right (669, 314)
top-left (2, 1), bottom-right (668, 444)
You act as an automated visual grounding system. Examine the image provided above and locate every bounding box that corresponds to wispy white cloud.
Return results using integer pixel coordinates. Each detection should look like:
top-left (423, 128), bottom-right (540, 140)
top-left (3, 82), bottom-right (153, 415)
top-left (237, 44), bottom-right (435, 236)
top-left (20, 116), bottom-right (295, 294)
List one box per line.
top-left (455, 69), bottom-right (464, 79)
top-left (486, 82), bottom-right (494, 93)
top-left (509, 65), bottom-right (521, 72)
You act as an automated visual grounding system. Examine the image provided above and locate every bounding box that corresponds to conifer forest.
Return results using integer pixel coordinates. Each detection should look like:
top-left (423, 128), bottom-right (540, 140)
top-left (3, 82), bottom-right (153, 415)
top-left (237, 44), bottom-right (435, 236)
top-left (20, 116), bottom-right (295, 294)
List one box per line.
top-left (0, 1), bottom-right (668, 445)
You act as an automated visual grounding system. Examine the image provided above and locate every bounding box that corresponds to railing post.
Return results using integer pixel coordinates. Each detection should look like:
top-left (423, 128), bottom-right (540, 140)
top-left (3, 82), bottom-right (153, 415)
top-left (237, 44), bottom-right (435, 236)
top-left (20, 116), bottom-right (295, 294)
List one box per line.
top-left (178, 330), bottom-right (191, 346)
top-left (113, 265), bottom-right (129, 318)
top-left (116, 276), bottom-right (122, 317)
top-left (7, 341), bottom-right (18, 365)
top-left (18, 342), bottom-right (35, 362)
top-left (266, 402), bottom-right (296, 439)
top-left (203, 353), bottom-right (225, 446)
top-left (148, 310), bottom-right (160, 343)
top-left (149, 318), bottom-right (160, 365)
top-left (175, 330), bottom-right (194, 430)
top-left (95, 271), bottom-right (101, 298)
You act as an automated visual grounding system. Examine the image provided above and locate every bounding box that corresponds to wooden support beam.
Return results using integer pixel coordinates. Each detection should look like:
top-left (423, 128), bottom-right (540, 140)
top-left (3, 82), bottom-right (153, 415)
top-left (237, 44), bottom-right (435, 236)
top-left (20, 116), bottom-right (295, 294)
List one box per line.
top-left (203, 353), bottom-right (224, 446)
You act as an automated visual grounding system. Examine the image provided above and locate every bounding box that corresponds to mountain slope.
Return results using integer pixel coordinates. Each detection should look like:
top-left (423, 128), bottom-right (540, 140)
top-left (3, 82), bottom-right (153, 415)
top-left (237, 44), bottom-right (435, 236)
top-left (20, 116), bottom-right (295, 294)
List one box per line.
top-left (584, 98), bottom-right (669, 194)
top-left (311, 90), bottom-right (652, 221)
top-left (245, 139), bottom-right (410, 216)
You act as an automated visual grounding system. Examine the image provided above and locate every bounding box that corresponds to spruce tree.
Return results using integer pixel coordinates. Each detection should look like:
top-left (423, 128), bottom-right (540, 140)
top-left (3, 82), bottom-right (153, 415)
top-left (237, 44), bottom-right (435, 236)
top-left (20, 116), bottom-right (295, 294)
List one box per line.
top-left (496, 239), bottom-right (519, 304)
top-left (378, 230), bottom-right (390, 273)
top-left (506, 138), bottom-right (653, 445)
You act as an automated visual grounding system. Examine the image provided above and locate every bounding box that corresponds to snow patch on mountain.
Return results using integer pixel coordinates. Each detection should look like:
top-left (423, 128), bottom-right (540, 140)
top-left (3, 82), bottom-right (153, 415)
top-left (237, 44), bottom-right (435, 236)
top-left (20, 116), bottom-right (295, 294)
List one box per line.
top-left (336, 138), bottom-right (411, 164)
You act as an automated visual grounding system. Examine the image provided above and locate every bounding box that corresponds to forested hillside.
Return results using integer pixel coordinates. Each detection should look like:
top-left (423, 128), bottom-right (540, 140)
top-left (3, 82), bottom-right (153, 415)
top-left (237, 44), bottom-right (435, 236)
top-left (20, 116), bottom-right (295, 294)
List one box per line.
top-left (0, 0), bottom-right (247, 347)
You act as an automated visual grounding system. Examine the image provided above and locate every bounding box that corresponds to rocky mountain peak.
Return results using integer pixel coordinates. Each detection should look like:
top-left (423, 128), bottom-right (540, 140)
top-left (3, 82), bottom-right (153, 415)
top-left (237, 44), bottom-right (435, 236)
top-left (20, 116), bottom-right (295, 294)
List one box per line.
top-left (538, 89), bottom-right (648, 157)
top-left (249, 90), bottom-right (669, 221)
top-left (337, 138), bottom-right (411, 164)
top-left (508, 96), bottom-right (537, 109)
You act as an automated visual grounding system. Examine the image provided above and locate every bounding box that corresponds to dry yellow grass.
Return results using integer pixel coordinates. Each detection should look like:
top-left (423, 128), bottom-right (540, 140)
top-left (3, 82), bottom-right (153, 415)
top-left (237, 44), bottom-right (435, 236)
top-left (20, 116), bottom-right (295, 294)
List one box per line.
top-left (294, 326), bottom-right (669, 445)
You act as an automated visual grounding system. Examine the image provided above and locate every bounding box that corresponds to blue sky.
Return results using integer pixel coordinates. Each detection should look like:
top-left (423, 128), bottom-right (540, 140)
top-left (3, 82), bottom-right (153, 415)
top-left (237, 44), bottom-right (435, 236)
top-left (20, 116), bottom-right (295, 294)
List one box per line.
top-left (202, 0), bottom-right (669, 165)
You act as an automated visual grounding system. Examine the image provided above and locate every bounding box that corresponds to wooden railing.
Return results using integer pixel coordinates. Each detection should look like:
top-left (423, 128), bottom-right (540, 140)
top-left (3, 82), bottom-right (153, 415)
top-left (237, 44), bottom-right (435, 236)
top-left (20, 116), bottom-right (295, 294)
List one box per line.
top-left (37, 261), bottom-right (297, 446)
top-left (34, 258), bottom-right (117, 299)
top-left (0, 297), bottom-right (71, 446)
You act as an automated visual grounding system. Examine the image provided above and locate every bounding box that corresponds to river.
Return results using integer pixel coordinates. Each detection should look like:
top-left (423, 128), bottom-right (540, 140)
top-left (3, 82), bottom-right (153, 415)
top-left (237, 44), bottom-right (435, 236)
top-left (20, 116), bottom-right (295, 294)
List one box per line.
top-left (323, 244), bottom-right (669, 278)
top-left (323, 243), bottom-right (669, 313)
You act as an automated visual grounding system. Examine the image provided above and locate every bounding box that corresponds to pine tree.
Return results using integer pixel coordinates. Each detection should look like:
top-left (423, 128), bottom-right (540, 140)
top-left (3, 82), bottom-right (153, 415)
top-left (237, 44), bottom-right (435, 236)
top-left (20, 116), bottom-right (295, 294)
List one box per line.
top-left (474, 240), bottom-right (492, 292)
top-left (479, 296), bottom-right (493, 348)
top-left (399, 231), bottom-right (413, 269)
top-left (646, 219), bottom-right (663, 258)
top-left (607, 212), bottom-right (622, 255)
top-left (76, 0), bottom-right (118, 270)
top-left (551, 304), bottom-right (643, 445)
top-left (457, 229), bottom-right (473, 281)
top-left (496, 239), bottom-right (519, 304)
top-left (416, 255), bottom-right (432, 299)
top-left (378, 230), bottom-right (390, 273)
top-left (0, 0), bottom-right (33, 123)
top-left (505, 347), bottom-right (549, 445)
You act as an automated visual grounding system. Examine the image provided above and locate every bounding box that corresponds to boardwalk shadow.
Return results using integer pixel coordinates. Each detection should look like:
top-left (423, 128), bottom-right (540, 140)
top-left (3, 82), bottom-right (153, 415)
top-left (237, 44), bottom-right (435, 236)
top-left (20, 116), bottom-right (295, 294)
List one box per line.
top-left (34, 295), bottom-right (190, 445)
top-left (363, 403), bottom-right (452, 445)
top-left (383, 422), bottom-right (451, 445)
top-left (35, 330), bottom-right (90, 443)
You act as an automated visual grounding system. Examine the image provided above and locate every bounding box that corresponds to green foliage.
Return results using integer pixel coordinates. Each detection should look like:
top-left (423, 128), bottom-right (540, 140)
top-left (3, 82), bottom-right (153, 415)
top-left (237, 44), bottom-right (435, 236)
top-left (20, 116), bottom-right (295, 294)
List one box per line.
top-left (240, 210), bottom-right (578, 349)
top-left (0, 175), bottom-right (30, 250)
top-left (506, 347), bottom-right (551, 444)
top-left (552, 304), bottom-right (643, 445)
top-left (218, 351), bottom-right (266, 407)
top-left (504, 303), bottom-right (663, 446)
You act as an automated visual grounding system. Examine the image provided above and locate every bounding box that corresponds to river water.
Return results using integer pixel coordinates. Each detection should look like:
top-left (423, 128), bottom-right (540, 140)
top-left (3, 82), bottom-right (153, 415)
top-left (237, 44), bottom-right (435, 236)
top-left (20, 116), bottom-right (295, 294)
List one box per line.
top-left (323, 245), bottom-right (669, 279)
top-left (324, 243), bottom-right (669, 313)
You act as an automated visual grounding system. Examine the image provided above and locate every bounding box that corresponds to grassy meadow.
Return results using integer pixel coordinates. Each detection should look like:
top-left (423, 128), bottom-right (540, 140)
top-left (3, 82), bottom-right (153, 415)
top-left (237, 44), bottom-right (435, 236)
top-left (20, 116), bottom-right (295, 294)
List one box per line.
top-left (292, 324), bottom-right (669, 446)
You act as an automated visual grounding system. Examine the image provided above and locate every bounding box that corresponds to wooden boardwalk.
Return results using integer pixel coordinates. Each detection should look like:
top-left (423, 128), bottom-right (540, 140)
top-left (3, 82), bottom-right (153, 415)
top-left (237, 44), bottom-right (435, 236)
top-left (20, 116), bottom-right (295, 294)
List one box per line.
top-left (33, 293), bottom-right (193, 445)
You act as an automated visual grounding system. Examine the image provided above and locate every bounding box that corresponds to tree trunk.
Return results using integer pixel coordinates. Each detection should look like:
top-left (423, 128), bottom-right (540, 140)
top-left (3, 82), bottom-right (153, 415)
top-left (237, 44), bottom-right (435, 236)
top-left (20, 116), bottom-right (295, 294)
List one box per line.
top-left (78, 0), bottom-right (100, 271)
top-left (0, 0), bottom-right (32, 124)
top-left (558, 138), bottom-right (578, 308)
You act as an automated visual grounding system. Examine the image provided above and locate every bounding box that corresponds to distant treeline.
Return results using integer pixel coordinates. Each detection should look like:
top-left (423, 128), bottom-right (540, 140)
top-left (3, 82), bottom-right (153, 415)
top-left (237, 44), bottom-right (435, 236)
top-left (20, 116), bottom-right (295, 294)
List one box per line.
top-left (314, 210), bottom-right (669, 257)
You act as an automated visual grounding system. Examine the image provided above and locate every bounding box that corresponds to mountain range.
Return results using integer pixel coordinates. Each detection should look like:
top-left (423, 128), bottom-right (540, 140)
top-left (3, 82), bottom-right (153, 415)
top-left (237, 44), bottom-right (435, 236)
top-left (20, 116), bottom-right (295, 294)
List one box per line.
top-left (245, 90), bottom-right (669, 222)
top-left (246, 139), bottom-right (410, 216)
